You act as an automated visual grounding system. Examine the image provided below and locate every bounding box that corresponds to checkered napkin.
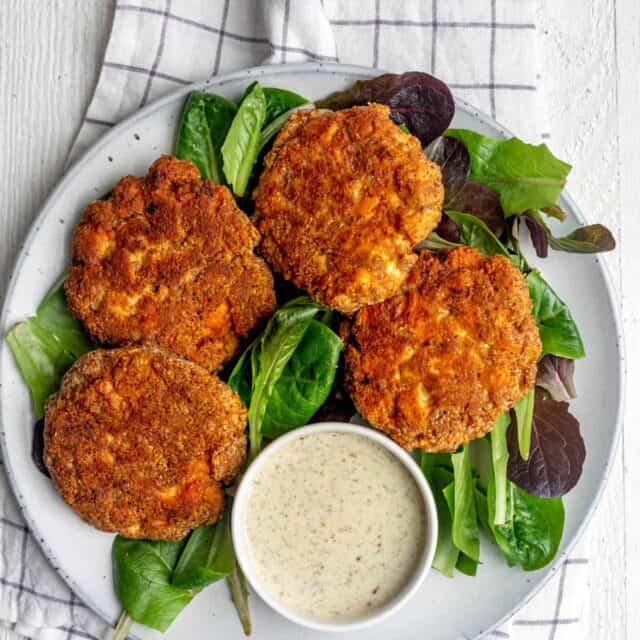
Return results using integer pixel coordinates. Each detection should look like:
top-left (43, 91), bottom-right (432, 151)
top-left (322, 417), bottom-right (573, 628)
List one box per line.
top-left (1, 2), bottom-right (590, 639)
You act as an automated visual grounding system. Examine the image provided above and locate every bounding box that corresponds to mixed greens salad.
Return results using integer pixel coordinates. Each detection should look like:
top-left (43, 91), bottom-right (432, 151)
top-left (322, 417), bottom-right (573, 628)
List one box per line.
top-left (6, 71), bottom-right (614, 636)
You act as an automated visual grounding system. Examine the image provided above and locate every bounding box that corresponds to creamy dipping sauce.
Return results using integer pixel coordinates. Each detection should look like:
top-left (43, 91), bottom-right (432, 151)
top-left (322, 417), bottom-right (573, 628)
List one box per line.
top-left (245, 431), bottom-right (427, 623)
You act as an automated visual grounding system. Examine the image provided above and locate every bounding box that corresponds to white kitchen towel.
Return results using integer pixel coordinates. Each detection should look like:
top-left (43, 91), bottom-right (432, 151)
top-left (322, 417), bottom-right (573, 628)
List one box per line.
top-left (1, 2), bottom-right (588, 640)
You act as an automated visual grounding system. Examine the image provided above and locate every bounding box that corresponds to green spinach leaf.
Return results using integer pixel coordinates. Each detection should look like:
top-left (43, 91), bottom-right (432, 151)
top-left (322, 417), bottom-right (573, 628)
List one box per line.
top-left (246, 298), bottom-right (324, 460)
top-left (445, 211), bottom-right (515, 262)
top-left (175, 92), bottom-right (237, 183)
top-left (263, 87), bottom-right (308, 122)
top-left (446, 129), bottom-right (571, 216)
top-left (227, 346), bottom-right (253, 407)
top-left (112, 537), bottom-right (193, 632)
top-left (6, 278), bottom-right (91, 418)
top-left (36, 278), bottom-right (92, 356)
top-left (222, 82), bottom-right (267, 196)
top-left (526, 270), bottom-right (585, 359)
top-left (171, 508), bottom-right (235, 590)
top-left (451, 445), bottom-right (480, 562)
top-left (261, 320), bottom-right (342, 438)
top-left (487, 480), bottom-right (564, 571)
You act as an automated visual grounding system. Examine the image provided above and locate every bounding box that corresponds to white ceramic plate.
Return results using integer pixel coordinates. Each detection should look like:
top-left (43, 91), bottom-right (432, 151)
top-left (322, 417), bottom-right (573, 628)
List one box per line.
top-left (0, 63), bottom-right (624, 640)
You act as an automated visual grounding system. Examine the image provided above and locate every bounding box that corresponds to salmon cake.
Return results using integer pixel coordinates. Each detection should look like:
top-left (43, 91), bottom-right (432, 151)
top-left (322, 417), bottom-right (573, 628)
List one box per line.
top-left (343, 247), bottom-right (541, 452)
top-left (65, 155), bottom-right (276, 372)
top-left (253, 105), bottom-right (444, 313)
top-left (44, 345), bottom-right (247, 540)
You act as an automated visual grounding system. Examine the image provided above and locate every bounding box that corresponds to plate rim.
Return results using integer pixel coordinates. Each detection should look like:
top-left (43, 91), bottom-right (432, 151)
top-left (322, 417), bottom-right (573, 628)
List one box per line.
top-left (0, 61), bottom-right (626, 640)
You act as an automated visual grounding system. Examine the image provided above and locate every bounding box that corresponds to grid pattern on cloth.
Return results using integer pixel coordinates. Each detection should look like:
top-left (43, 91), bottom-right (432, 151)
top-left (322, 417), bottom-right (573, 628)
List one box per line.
top-left (1, 2), bottom-right (588, 640)
top-left (70, 0), bottom-right (545, 160)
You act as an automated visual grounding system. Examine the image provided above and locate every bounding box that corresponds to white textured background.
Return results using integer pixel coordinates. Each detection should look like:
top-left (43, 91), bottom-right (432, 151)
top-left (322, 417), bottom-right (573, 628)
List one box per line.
top-left (0, 1), bottom-right (636, 638)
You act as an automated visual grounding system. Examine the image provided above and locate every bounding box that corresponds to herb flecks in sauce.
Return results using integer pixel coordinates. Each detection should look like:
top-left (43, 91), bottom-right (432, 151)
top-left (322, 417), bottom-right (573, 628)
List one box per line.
top-left (246, 432), bottom-right (426, 623)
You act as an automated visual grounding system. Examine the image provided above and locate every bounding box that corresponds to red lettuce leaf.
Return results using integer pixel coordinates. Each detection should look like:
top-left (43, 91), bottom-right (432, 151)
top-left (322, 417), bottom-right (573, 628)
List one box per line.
top-left (316, 72), bottom-right (454, 145)
top-left (434, 213), bottom-right (462, 243)
top-left (523, 210), bottom-right (549, 258)
top-left (425, 136), bottom-right (470, 207)
top-left (449, 181), bottom-right (504, 236)
top-left (507, 389), bottom-right (585, 498)
top-left (536, 355), bottom-right (577, 402)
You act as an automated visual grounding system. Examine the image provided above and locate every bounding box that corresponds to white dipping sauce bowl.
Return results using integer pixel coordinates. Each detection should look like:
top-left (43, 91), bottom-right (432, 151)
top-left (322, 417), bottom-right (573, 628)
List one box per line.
top-left (232, 422), bottom-right (439, 632)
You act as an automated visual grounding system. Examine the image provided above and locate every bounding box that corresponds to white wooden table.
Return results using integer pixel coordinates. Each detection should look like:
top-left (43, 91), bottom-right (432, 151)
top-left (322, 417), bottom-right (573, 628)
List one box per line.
top-left (0, 1), bottom-right (635, 638)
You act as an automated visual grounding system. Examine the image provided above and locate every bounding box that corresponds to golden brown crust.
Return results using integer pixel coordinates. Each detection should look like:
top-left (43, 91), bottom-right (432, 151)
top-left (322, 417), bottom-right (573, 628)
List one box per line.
top-left (44, 345), bottom-right (247, 540)
top-left (65, 155), bottom-right (276, 371)
top-left (343, 247), bottom-right (541, 452)
top-left (253, 105), bottom-right (444, 313)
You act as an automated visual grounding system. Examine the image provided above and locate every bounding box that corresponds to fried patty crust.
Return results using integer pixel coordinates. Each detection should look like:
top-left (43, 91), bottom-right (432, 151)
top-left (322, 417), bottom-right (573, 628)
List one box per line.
top-left (253, 105), bottom-right (444, 313)
top-left (44, 345), bottom-right (247, 540)
top-left (343, 247), bottom-right (541, 452)
top-left (65, 155), bottom-right (276, 371)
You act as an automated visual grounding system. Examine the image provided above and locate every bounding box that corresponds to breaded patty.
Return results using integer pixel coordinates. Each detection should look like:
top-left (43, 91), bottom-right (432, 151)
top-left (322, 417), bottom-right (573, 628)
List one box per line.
top-left (253, 105), bottom-right (444, 313)
top-left (65, 156), bottom-right (276, 371)
top-left (343, 247), bottom-right (541, 452)
top-left (44, 345), bottom-right (247, 540)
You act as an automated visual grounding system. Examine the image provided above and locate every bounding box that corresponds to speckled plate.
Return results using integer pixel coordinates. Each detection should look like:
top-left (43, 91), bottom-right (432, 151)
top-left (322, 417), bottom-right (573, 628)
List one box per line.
top-left (0, 63), bottom-right (625, 640)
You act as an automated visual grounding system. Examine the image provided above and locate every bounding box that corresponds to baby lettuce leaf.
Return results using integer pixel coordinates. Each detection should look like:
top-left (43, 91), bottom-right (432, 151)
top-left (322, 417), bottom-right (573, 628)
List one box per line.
top-left (451, 445), bottom-right (480, 562)
top-left (421, 231), bottom-right (462, 251)
top-left (474, 483), bottom-right (490, 534)
top-left (514, 389), bottom-right (535, 461)
top-left (6, 278), bottom-right (91, 418)
top-left (541, 204), bottom-right (568, 221)
top-left (228, 565), bottom-right (251, 635)
top-left (222, 82), bottom-right (267, 197)
top-left (507, 389), bottom-right (585, 498)
top-left (442, 480), bottom-right (480, 577)
top-left (448, 181), bottom-right (505, 236)
top-left (263, 87), bottom-right (308, 122)
top-left (261, 320), bottom-right (343, 439)
top-left (523, 210), bottom-right (615, 256)
top-left (316, 72), bottom-right (454, 145)
top-left (256, 88), bottom-right (310, 152)
top-left (526, 270), bottom-right (585, 359)
top-left (522, 210), bottom-right (549, 258)
top-left (433, 214), bottom-right (462, 244)
top-left (487, 478), bottom-right (564, 571)
top-left (244, 298), bottom-right (325, 460)
top-left (171, 508), bottom-right (235, 590)
top-left (549, 223), bottom-right (616, 253)
top-left (175, 92), bottom-right (237, 183)
top-left (455, 551), bottom-right (479, 577)
top-left (112, 537), bottom-right (193, 632)
top-left (446, 129), bottom-right (572, 217)
top-left (228, 344), bottom-right (253, 407)
top-left (424, 136), bottom-right (470, 207)
top-left (445, 211), bottom-right (514, 262)
top-left (536, 354), bottom-right (577, 402)
top-left (490, 413), bottom-right (511, 526)
top-left (7, 321), bottom-right (76, 419)
top-left (230, 302), bottom-right (342, 451)
top-left (36, 279), bottom-right (92, 356)
top-left (421, 455), bottom-right (459, 577)
top-left (258, 105), bottom-right (311, 153)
